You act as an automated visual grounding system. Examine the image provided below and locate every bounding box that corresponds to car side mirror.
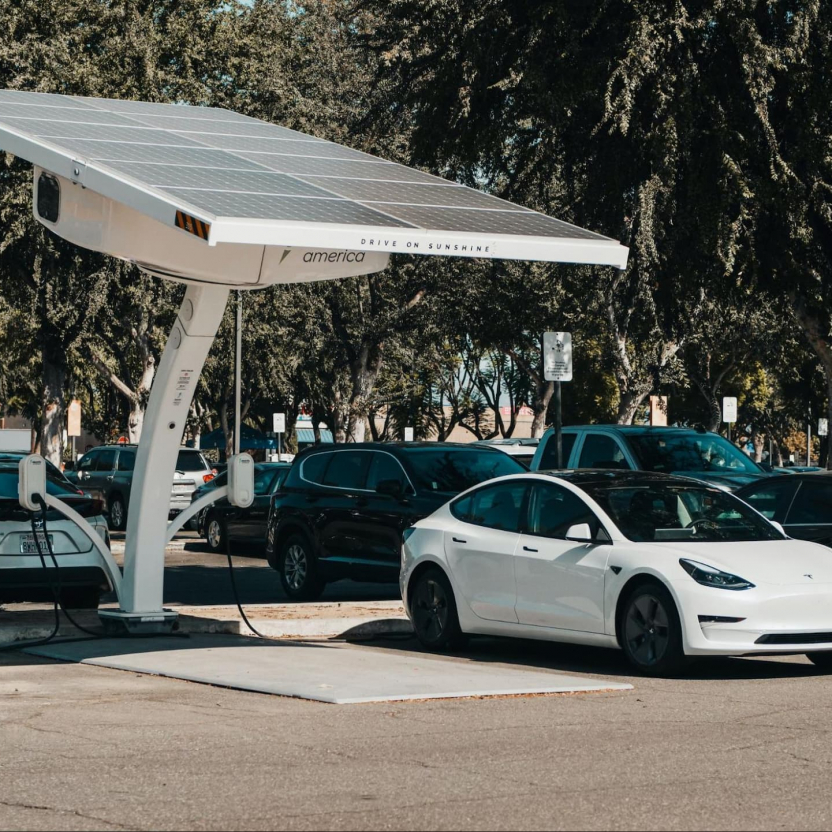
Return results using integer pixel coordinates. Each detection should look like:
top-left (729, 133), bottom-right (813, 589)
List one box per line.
top-left (565, 523), bottom-right (594, 543)
top-left (770, 520), bottom-right (787, 536)
top-left (376, 479), bottom-right (405, 499)
top-left (63, 459), bottom-right (75, 472)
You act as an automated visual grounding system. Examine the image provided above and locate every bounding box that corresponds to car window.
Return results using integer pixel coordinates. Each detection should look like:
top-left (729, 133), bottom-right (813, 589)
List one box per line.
top-left (526, 482), bottom-right (600, 539)
top-left (117, 450), bottom-right (136, 472)
top-left (578, 434), bottom-right (629, 470)
top-left (271, 468), bottom-right (289, 491)
top-left (78, 451), bottom-right (98, 472)
top-left (95, 449), bottom-right (116, 472)
top-left (300, 453), bottom-right (330, 484)
top-left (406, 448), bottom-right (525, 494)
top-left (455, 482), bottom-right (528, 532)
top-left (366, 452), bottom-right (410, 492)
top-left (741, 480), bottom-right (798, 521)
top-left (628, 431), bottom-right (762, 473)
top-left (581, 481), bottom-right (783, 543)
top-left (176, 450), bottom-right (208, 472)
top-left (539, 432), bottom-right (577, 470)
top-left (787, 481), bottom-right (832, 525)
top-left (254, 467), bottom-right (278, 496)
top-left (321, 451), bottom-right (371, 490)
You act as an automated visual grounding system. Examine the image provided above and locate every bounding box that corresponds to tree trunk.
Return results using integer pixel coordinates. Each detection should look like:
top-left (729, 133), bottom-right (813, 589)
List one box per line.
top-left (41, 356), bottom-right (66, 467)
top-left (530, 379), bottom-right (555, 438)
top-left (345, 342), bottom-right (383, 443)
top-left (616, 388), bottom-right (649, 425)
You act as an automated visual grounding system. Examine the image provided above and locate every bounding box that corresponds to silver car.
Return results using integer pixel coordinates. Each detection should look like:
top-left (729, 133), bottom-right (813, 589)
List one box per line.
top-left (0, 453), bottom-right (111, 609)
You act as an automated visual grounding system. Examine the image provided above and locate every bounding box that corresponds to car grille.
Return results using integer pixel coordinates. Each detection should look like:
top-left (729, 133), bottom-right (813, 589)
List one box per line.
top-left (755, 632), bottom-right (832, 645)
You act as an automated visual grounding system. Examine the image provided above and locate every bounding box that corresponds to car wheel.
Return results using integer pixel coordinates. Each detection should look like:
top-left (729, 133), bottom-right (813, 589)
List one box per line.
top-left (621, 581), bottom-right (687, 676)
top-left (108, 495), bottom-right (127, 532)
top-left (410, 567), bottom-right (466, 652)
top-left (278, 533), bottom-right (325, 601)
top-left (806, 652), bottom-right (832, 671)
top-left (206, 514), bottom-right (227, 553)
top-left (61, 587), bottom-right (101, 610)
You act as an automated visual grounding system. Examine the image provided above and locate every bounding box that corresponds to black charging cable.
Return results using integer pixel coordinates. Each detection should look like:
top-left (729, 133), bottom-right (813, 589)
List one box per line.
top-left (223, 516), bottom-right (268, 639)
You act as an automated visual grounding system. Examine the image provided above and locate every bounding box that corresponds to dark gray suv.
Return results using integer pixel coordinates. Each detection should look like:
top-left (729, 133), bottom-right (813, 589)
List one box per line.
top-left (67, 445), bottom-right (214, 531)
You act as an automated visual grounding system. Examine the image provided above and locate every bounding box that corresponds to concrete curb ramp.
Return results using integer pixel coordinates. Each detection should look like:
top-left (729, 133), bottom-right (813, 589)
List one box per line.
top-left (26, 635), bottom-right (633, 704)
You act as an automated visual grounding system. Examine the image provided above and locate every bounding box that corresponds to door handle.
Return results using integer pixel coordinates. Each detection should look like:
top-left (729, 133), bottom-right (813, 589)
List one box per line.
top-left (452, 537), bottom-right (467, 544)
top-left (523, 546), bottom-right (538, 553)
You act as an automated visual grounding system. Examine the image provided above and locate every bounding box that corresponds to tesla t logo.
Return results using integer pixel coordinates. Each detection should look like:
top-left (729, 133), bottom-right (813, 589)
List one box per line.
top-left (805, 574), bottom-right (814, 580)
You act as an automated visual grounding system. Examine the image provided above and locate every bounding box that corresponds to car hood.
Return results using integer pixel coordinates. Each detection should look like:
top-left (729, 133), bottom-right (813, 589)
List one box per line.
top-left (669, 470), bottom-right (771, 491)
top-left (660, 539), bottom-right (832, 586)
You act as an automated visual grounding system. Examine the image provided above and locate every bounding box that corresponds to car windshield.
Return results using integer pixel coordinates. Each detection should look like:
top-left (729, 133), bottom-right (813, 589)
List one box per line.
top-left (406, 448), bottom-right (525, 494)
top-left (176, 450), bottom-right (207, 472)
top-left (580, 481), bottom-right (784, 543)
top-left (628, 432), bottom-right (762, 474)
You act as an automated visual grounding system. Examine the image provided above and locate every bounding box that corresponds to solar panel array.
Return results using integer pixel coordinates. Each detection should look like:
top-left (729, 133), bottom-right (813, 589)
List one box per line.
top-left (0, 89), bottom-right (617, 247)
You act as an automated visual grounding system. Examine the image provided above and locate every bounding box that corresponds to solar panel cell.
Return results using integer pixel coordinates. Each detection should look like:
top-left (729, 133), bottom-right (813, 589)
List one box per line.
top-left (0, 119), bottom-right (203, 146)
top-left (0, 103), bottom-right (136, 126)
top-left (0, 90), bottom-right (92, 109)
top-left (234, 152), bottom-right (439, 183)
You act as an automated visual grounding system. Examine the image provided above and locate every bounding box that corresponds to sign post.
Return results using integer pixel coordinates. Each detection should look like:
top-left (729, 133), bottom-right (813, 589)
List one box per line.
top-left (722, 397), bottom-right (737, 443)
top-left (543, 332), bottom-right (573, 468)
top-left (67, 399), bottom-right (82, 462)
top-left (273, 412), bottom-right (286, 460)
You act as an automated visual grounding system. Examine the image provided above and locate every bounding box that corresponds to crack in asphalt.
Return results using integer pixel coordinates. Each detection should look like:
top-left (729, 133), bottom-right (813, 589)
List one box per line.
top-left (0, 798), bottom-right (139, 831)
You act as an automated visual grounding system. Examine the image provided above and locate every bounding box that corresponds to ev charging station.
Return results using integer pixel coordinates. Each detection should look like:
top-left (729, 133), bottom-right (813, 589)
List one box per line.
top-left (0, 89), bottom-right (628, 635)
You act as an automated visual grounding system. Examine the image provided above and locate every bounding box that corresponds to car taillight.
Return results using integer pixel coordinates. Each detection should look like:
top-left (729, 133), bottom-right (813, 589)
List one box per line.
top-left (203, 473), bottom-right (215, 483)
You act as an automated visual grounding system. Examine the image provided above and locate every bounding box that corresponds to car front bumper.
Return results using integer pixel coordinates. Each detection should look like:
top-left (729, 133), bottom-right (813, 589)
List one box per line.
top-left (671, 579), bottom-right (832, 655)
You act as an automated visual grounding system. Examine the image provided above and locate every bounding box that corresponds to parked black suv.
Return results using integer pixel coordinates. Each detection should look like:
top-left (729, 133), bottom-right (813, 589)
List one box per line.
top-left (265, 442), bottom-right (526, 599)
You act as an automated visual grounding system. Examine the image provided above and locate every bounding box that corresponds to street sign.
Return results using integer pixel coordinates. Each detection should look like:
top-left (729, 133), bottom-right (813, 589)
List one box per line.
top-left (404, 427), bottom-right (414, 442)
top-left (67, 399), bottom-right (82, 437)
top-left (722, 397), bottom-right (737, 424)
top-left (819, 419), bottom-right (829, 437)
top-left (273, 412), bottom-right (286, 434)
top-left (543, 332), bottom-right (573, 382)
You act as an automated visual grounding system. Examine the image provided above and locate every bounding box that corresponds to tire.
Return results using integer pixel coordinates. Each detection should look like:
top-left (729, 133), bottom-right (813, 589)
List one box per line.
top-left (278, 533), bottom-right (325, 601)
top-left (806, 652), bottom-right (832, 671)
top-left (620, 581), bottom-right (687, 677)
top-left (205, 513), bottom-right (227, 553)
top-left (61, 587), bottom-right (101, 610)
top-left (410, 567), bottom-right (467, 652)
top-left (108, 495), bottom-right (127, 532)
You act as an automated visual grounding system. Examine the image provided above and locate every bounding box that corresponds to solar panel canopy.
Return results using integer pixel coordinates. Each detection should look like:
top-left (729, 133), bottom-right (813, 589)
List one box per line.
top-left (0, 90), bottom-right (628, 269)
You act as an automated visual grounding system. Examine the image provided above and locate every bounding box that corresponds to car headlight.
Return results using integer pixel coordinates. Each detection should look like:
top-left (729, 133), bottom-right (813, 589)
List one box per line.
top-left (679, 559), bottom-right (755, 591)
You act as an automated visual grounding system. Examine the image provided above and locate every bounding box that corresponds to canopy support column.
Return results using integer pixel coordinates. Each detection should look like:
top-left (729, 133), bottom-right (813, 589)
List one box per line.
top-left (100, 284), bottom-right (229, 634)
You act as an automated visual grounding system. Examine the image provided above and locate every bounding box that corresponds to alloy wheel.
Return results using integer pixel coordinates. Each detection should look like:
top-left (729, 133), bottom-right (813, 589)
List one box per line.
top-left (624, 593), bottom-right (670, 667)
top-left (413, 578), bottom-right (449, 642)
top-left (285, 544), bottom-right (308, 591)
top-left (208, 519), bottom-right (223, 549)
top-left (111, 500), bottom-right (124, 529)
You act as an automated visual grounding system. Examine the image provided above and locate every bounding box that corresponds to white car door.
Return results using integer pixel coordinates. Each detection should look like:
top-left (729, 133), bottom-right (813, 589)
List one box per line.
top-left (514, 481), bottom-right (610, 633)
top-left (444, 480), bottom-right (529, 624)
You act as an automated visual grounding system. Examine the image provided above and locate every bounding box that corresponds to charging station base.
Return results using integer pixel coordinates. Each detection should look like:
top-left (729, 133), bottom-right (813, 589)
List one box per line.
top-left (99, 609), bottom-right (179, 636)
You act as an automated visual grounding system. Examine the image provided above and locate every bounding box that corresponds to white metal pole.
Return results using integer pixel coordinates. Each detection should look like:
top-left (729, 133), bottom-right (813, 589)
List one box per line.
top-left (234, 290), bottom-right (242, 457)
top-left (808, 423), bottom-right (812, 466)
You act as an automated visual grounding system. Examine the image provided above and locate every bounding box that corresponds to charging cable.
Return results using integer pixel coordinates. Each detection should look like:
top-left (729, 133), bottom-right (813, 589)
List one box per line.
top-left (225, 524), bottom-right (268, 639)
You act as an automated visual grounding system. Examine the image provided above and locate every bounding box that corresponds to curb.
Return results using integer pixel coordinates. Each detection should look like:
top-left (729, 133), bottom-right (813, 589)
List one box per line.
top-left (178, 614), bottom-right (414, 641)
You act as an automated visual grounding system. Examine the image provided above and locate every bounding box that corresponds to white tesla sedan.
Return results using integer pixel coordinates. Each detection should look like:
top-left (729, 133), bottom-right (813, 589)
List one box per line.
top-left (400, 470), bottom-right (832, 675)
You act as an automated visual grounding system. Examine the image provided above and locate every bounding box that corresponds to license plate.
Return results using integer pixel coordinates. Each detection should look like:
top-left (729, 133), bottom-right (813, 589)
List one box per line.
top-left (20, 533), bottom-right (54, 554)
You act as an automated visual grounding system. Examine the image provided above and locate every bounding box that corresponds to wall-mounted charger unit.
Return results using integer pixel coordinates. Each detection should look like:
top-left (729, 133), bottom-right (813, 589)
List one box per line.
top-left (19, 455), bottom-right (47, 512)
top-left (228, 454), bottom-right (255, 508)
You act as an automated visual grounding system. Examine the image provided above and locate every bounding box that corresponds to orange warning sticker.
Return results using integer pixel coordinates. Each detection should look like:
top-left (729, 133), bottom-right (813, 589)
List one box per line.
top-left (175, 210), bottom-right (211, 240)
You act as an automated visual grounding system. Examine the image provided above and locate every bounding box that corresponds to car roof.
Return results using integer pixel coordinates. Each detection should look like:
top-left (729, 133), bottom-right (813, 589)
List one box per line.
top-left (737, 471), bottom-right (832, 491)
top-left (297, 441), bottom-right (507, 456)
top-left (555, 425), bottom-right (713, 435)
top-left (538, 469), bottom-right (724, 489)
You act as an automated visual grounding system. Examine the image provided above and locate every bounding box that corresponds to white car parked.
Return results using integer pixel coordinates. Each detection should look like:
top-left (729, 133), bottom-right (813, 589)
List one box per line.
top-left (401, 470), bottom-right (832, 675)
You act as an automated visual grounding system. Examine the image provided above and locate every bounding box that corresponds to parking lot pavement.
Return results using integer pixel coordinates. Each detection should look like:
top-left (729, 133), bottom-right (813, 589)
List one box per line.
top-left (2, 637), bottom-right (832, 831)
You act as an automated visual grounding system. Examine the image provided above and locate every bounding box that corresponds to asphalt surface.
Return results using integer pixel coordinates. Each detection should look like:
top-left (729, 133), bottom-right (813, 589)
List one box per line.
top-left (3, 537), bottom-right (832, 830)
top-left (2, 638), bottom-right (832, 831)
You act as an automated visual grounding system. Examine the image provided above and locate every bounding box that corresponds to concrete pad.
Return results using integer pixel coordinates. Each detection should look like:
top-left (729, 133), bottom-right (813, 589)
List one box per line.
top-left (25, 634), bottom-right (632, 704)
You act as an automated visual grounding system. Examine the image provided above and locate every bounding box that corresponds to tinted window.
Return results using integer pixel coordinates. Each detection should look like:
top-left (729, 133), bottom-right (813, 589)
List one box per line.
top-left (539, 432), bottom-right (577, 470)
top-left (741, 480), bottom-right (798, 521)
top-left (254, 467), bottom-right (278, 496)
top-left (581, 482), bottom-right (783, 542)
top-left (527, 483), bottom-right (599, 539)
top-left (366, 452), bottom-right (409, 492)
top-left (460, 482), bottom-right (528, 532)
top-left (579, 435), bottom-right (628, 469)
top-left (322, 451), bottom-right (371, 490)
top-left (787, 481), bottom-right (832, 525)
top-left (95, 449), bottom-right (116, 472)
top-left (407, 448), bottom-right (525, 494)
top-left (177, 450), bottom-right (208, 472)
top-left (78, 451), bottom-right (98, 472)
top-left (628, 432), bottom-right (762, 474)
top-left (301, 452), bottom-right (330, 484)
top-left (117, 450), bottom-right (136, 472)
